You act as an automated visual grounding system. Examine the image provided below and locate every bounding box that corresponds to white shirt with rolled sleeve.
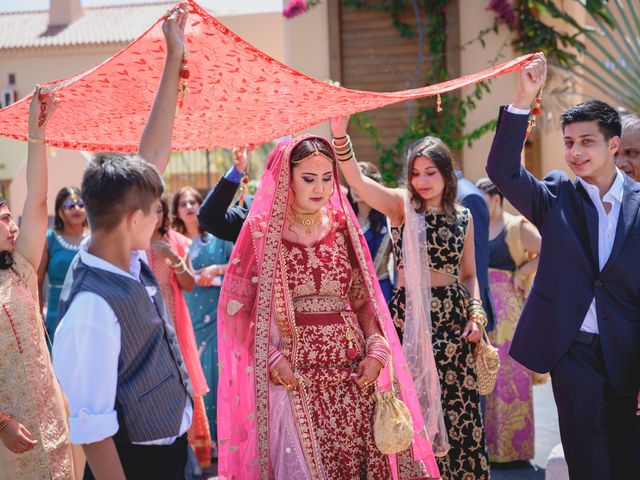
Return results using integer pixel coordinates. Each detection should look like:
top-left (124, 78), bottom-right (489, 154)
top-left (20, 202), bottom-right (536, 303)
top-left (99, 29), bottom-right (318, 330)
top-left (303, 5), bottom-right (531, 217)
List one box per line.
top-left (52, 243), bottom-right (192, 445)
top-left (506, 104), bottom-right (624, 334)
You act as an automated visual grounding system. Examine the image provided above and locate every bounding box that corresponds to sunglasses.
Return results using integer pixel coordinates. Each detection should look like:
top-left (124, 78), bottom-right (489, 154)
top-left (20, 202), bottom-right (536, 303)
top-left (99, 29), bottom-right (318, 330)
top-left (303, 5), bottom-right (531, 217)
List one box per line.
top-left (63, 199), bottom-right (85, 210)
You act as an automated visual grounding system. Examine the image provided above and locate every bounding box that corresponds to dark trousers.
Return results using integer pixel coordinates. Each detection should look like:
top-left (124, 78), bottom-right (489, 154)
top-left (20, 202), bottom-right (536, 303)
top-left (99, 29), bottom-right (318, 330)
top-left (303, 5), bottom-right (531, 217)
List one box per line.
top-left (551, 336), bottom-right (640, 480)
top-left (83, 433), bottom-right (188, 480)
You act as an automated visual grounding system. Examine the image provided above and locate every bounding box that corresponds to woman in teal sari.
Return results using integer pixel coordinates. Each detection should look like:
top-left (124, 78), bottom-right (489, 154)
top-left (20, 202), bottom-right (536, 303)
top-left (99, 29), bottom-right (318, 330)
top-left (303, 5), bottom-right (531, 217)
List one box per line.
top-left (37, 186), bottom-right (88, 343)
top-left (173, 186), bottom-right (233, 457)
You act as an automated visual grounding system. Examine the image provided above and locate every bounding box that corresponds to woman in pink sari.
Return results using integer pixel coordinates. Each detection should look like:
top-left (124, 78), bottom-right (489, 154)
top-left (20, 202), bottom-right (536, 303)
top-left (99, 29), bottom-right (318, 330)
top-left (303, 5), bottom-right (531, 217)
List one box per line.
top-left (217, 134), bottom-right (441, 479)
top-left (146, 197), bottom-right (212, 468)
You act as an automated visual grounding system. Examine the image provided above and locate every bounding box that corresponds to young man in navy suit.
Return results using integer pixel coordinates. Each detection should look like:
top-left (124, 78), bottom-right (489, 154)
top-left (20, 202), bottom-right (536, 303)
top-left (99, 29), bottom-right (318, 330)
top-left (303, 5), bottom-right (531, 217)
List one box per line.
top-left (486, 53), bottom-right (640, 479)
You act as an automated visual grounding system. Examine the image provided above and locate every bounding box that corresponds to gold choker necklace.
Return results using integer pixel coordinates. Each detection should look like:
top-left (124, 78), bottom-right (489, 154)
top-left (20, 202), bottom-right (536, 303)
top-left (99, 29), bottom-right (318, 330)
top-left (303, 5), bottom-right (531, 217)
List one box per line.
top-left (288, 207), bottom-right (322, 235)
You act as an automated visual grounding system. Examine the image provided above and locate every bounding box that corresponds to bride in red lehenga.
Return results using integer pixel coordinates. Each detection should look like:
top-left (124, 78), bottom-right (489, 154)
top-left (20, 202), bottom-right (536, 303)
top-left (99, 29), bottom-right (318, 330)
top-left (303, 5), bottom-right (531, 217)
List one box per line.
top-left (217, 134), bottom-right (443, 479)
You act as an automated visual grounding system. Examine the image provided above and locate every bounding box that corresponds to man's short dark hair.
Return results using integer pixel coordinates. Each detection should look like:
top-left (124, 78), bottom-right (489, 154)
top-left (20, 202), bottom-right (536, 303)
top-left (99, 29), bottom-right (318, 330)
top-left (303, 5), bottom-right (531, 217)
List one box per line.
top-left (81, 153), bottom-right (164, 232)
top-left (560, 100), bottom-right (621, 140)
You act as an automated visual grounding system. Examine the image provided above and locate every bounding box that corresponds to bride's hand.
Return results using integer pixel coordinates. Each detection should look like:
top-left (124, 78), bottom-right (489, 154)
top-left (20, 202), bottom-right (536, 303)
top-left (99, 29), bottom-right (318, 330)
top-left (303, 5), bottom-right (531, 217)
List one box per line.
top-left (269, 358), bottom-right (299, 390)
top-left (353, 356), bottom-right (382, 389)
top-left (331, 115), bottom-right (350, 139)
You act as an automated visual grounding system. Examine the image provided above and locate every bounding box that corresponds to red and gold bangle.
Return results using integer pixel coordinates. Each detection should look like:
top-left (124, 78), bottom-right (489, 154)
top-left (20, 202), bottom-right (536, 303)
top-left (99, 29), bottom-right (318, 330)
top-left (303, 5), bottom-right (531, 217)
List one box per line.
top-left (365, 334), bottom-right (391, 367)
top-left (268, 347), bottom-right (284, 369)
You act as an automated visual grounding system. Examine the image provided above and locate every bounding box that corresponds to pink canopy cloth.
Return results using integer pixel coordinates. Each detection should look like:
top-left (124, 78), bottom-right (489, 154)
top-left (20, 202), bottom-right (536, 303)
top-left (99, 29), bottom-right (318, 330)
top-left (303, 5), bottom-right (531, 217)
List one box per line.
top-left (0, 0), bottom-right (533, 152)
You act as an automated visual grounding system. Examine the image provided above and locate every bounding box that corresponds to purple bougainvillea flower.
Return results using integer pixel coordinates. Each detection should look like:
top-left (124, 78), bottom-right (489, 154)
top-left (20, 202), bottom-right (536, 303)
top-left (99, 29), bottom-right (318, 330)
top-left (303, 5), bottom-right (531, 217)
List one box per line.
top-left (487, 0), bottom-right (517, 29)
top-left (283, 0), bottom-right (309, 20)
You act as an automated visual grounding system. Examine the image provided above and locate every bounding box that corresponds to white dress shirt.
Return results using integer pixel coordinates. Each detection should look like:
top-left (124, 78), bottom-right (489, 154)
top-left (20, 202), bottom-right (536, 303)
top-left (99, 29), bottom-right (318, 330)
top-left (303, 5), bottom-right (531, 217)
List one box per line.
top-left (576, 170), bottom-right (624, 333)
top-left (506, 104), bottom-right (625, 334)
top-left (53, 241), bottom-right (192, 445)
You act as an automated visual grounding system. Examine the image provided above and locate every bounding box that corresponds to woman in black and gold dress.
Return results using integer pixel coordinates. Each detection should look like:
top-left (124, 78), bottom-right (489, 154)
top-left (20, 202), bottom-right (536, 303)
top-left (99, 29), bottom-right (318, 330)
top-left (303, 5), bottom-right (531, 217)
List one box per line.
top-left (333, 115), bottom-right (490, 480)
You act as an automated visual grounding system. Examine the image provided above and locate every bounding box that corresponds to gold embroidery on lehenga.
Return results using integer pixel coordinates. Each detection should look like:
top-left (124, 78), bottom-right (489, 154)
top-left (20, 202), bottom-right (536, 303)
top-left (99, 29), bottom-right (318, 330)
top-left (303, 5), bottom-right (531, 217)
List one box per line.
top-left (397, 448), bottom-right (431, 479)
top-left (338, 194), bottom-right (433, 479)
top-left (249, 136), bottom-right (415, 478)
top-left (292, 296), bottom-right (347, 313)
top-left (277, 207), bottom-right (393, 478)
top-left (289, 385), bottom-right (324, 478)
top-left (226, 300), bottom-right (243, 316)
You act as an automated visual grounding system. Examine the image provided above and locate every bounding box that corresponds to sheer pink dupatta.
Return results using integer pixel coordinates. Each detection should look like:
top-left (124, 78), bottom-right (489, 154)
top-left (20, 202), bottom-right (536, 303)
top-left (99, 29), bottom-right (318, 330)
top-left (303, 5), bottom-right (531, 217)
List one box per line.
top-left (217, 136), bottom-right (440, 479)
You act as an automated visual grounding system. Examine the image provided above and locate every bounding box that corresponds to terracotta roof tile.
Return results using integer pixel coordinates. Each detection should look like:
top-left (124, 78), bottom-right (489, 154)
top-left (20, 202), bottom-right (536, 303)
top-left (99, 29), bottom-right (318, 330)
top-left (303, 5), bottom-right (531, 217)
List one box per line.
top-left (0, 2), bottom-right (175, 50)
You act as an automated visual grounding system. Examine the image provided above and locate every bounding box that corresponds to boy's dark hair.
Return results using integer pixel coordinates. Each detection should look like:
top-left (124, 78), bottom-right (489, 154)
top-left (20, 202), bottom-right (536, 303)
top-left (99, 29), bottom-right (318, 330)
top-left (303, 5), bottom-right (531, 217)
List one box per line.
top-left (81, 153), bottom-right (164, 232)
top-left (560, 100), bottom-right (621, 140)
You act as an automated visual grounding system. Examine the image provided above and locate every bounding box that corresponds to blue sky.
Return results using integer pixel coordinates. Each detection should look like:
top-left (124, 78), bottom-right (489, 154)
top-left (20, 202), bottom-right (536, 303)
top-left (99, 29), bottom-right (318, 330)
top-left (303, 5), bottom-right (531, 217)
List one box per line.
top-left (0, 0), bottom-right (281, 15)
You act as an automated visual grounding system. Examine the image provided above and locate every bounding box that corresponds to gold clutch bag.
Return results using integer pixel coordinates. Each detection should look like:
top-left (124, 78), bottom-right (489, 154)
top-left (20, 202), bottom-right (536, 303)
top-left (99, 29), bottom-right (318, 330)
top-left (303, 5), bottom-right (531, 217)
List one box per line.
top-left (475, 327), bottom-right (500, 396)
top-left (372, 362), bottom-right (414, 454)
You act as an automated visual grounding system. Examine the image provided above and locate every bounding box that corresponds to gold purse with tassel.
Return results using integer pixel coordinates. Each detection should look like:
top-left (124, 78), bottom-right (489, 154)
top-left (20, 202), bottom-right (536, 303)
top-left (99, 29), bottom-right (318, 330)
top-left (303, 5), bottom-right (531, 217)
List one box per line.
top-left (475, 326), bottom-right (500, 396)
top-left (372, 360), bottom-right (414, 454)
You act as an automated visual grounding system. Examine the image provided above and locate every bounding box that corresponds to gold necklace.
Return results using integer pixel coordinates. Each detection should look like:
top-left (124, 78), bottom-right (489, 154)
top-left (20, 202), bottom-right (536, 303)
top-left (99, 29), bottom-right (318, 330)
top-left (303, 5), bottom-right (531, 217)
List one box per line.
top-left (288, 207), bottom-right (322, 235)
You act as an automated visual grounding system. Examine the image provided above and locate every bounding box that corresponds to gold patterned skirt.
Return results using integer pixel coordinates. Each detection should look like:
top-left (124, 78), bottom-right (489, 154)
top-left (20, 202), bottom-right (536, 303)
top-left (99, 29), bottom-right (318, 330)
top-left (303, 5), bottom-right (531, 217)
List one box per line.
top-left (391, 284), bottom-right (490, 480)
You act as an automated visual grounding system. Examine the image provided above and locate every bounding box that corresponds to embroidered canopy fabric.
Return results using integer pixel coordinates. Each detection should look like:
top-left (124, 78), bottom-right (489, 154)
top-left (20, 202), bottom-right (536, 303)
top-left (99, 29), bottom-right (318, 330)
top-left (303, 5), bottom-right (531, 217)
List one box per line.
top-left (0, 0), bottom-right (533, 152)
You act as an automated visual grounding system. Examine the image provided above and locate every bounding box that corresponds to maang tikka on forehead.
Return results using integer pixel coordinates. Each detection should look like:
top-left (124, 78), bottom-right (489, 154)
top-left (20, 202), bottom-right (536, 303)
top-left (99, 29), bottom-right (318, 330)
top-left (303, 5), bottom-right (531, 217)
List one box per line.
top-left (291, 140), bottom-right (334, 166)
top-left (311, 142), bottom-right (322, 167)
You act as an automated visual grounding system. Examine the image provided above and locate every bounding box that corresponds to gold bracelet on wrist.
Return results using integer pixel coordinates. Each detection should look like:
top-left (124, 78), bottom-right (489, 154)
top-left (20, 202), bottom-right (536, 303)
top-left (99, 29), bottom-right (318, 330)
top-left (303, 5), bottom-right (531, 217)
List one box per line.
top-left (168, 258), bottom-right (186, 274)
top-left (471, 317), bottom-right (487, 328)
top-left (0, 413), bottom-right (13, 432)
top-left (466, 299), bottom-right (487, 328)
top-left (165, 257), bottom-right (181, 268)
top-left (469, 313), bottom-right (487, 328)
top-left (28, 136), bottom-right (46, 144)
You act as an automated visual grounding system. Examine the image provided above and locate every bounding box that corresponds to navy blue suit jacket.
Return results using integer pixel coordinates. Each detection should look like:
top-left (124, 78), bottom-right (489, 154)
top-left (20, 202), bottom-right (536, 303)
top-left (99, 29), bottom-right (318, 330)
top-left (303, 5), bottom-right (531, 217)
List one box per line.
top-left (487, 107), bottom-right (640, 395)
top-left (456, 172), bottom-right (495, 331)
top-left (198, 176), bottom-right (251, 243)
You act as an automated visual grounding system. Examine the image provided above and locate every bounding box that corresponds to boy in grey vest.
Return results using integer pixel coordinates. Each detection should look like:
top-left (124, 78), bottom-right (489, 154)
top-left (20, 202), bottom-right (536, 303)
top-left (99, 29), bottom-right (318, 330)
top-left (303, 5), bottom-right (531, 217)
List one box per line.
top-left (53, 7), bottom-right (194, 480)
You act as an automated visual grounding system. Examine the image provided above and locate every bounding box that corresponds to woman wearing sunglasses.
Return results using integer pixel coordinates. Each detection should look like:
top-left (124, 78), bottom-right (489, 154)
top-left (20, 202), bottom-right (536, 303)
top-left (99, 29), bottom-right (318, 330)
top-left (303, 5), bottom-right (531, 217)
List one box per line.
top-left (37, 186), bottom-right (88, 343)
